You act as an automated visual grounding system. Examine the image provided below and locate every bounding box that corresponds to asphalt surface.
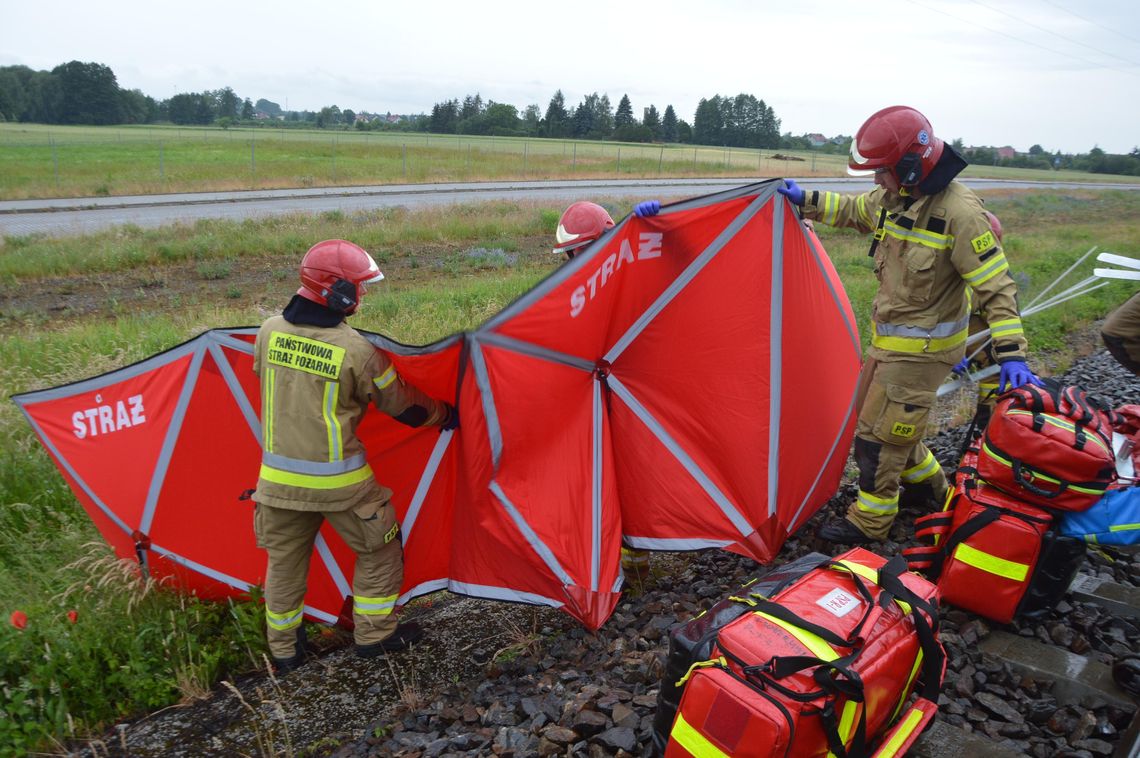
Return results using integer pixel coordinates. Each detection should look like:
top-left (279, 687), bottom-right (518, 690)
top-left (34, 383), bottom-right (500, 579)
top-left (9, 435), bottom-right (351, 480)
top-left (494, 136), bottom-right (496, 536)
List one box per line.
top-left (2, 177), bottom-right (1138, 238)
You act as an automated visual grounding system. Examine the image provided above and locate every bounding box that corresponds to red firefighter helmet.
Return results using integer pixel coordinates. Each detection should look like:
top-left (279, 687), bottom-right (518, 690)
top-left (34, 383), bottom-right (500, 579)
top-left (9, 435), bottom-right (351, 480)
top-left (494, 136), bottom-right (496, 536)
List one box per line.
top-left (848, 106), bottom-right (945, 187)
top-left (553, 201), bottom-right (615, 258)
top-left (984, 210), bottom-right (1004, 242)
top-left (297, 239), bottom-right (384, 314)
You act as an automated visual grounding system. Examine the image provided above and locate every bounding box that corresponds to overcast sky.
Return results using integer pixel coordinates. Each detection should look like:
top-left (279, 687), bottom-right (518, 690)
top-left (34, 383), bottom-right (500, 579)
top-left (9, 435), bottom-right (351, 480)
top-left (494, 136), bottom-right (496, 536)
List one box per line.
top-left (2, 0), bottom-right (1137, 153)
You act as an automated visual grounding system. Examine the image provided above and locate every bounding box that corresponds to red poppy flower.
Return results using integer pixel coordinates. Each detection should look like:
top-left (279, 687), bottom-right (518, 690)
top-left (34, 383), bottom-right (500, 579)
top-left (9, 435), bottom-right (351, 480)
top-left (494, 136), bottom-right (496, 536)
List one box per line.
top-left (67, 610), bottom-right (79, 624)
top-left (9, 611), bottom-right (27, 630)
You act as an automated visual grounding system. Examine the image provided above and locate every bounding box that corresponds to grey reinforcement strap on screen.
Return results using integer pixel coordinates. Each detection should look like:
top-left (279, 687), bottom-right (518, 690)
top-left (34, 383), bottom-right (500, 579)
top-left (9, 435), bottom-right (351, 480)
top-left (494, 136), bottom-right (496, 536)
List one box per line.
top-left (476, 331), bottom-right (596, 372)
top-left (489, 479), bottom-right (574, 586)
top-left (624, 536), bottom-right (734, 551)
top-left (314, 533), bottom-right (352, 598)
top-left (768, 197), bottom-right (786, 517)
top-left (605, 193), bottom-right (768, 363)
top-left (446, 580), bottom-right (563, 610)
top-left (207, 338), bottom-right (261, 444)
top-left (606, 374), bottom-right (753, 537)
top-left (468, 336), bottom-right (504, 470)
top-left (140, 345), bottom-right (206, 535)
top-left (801, 223), bottom-right (861, 354)
top-left (591, 379), bottom-right (603, 593)
top-left (401, 429), bottom-right (455, 541)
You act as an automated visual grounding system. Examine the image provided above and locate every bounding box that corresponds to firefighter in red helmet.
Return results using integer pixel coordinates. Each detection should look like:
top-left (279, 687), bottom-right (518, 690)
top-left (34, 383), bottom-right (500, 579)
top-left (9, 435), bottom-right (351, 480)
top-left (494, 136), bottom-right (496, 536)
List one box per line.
top-left (779, 106), bottom-right (1040, 544)
top-left (552, 199), bottom-right (660, 582)
top-left (252, 239), bottom-right (457, 672)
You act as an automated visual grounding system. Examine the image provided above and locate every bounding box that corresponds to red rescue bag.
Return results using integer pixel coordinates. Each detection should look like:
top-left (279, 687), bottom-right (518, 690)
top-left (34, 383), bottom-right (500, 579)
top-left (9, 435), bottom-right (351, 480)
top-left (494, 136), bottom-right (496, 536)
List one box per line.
top-left (906, 459), bottom-right (1086, 624)
top-left (976, 380), bottom-right (1116, 511)
top-left (664, 548), bottom-right (945, 758)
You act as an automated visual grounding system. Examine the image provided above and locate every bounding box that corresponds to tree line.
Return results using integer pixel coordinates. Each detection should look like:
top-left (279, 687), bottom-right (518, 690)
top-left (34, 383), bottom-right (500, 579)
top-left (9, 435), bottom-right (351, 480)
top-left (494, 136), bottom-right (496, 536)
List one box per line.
top-left (1, 60), bottom-right (1137, 177)
top-left (424, 90), bottom-right (782, 149)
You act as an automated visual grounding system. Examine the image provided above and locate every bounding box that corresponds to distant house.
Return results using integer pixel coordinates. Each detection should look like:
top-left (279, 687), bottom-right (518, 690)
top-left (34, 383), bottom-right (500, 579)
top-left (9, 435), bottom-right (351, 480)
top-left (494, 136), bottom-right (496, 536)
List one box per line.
top-left (386, 114), bottom-right (402, 124)
top-left (996, 146), bottom-right (1017, 160)
top-left (807, 133), bottom-right (828, 147)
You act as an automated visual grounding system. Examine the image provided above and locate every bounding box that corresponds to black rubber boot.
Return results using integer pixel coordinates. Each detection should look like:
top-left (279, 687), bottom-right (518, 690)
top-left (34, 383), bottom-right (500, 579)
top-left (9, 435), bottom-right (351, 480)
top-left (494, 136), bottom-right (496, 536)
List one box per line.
top-left (355, 622), bottom-right (424, 659)
top-left (818, 518), bottom-right (877, 545)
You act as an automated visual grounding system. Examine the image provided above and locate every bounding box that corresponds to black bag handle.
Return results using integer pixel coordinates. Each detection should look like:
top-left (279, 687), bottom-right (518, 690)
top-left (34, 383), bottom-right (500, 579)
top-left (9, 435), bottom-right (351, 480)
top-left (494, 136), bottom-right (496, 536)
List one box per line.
top-left (1012, 460), bottom-right (1066, 499)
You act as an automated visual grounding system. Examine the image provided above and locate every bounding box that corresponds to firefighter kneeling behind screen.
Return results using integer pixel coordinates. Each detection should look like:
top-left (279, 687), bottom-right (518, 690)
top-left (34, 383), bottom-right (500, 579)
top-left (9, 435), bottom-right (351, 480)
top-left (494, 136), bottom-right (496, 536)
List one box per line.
top-left (252, 239), bottom-right (457, 672)
top-left (779, 106), bottom-right (1041, 543)
top-left (553, 199), bottom-right (660, 580)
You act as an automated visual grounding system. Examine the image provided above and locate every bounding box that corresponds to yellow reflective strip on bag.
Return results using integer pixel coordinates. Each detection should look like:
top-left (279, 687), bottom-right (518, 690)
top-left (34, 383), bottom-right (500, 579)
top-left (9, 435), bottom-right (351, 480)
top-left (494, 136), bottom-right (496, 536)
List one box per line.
top-left (374, 366), bottom-right (397, 390)
top-left (827, 700), bottom-right (860, 758)
top-left (891, 649), bottom-right (924, 723)
top-left (264, 368), bottom-right (275, 453)
top-left (953, 542), bottom-right (1029, 581)
top-left (1109, 522), bottom-right (1140, 532)
top-left (671, 712), bottom-right (730, 758)
top-left (259, 463), bottom-right (374, 490)
top-left (875, 707), bottom-right (926, 758)
top-left (871, 328), bottom-right (968, 353)
top-left (1005, 411), bottom-right (1111, 456)
top-left (834, 560), bottom-right (912, 614)
top-left (756, 611), bottom-right (837, 661)
top-left (980, 442), bottom-right (1107, 495)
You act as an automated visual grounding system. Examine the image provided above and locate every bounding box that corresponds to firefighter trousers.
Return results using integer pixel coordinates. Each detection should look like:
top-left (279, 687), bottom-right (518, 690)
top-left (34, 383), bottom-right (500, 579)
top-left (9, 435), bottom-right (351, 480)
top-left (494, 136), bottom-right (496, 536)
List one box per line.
top-left (847, 358), bottom-right (952, 540)
top-left (255, 497), bottom-right (403, 659)
top-left (1102, 291), bottom-right (1140, 376)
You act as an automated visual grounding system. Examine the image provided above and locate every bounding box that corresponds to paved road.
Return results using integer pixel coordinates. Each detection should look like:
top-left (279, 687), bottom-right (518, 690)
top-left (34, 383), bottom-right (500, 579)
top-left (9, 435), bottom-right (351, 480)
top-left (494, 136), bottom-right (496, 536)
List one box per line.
top-left (2, 177), bottom-right (1137, 238)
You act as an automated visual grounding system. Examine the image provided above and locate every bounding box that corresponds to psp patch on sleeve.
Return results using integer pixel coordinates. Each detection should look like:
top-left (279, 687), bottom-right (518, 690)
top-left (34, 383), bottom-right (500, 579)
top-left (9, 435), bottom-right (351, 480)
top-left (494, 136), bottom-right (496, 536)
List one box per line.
top-left (971, 230), bottom-right (997, 254)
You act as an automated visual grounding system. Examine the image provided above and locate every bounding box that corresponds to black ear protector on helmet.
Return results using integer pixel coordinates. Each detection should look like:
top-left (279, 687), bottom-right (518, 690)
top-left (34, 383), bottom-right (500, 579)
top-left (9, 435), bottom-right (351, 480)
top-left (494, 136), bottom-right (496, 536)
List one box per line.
top-left (325, 278), bottom-right (358, 312)
top-left (894, 153), bottom-right (924, 186)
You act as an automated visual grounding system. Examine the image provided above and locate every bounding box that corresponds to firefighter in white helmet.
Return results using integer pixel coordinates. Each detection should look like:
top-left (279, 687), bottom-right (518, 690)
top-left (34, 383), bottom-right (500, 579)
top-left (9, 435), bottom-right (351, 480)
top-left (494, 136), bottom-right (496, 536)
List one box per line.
top-left (252, 239), bottom-right (457, 672)
top-left (552, 199), bottom-right (660, 582)
top-left (779, 106), bottom-right (1040, 544)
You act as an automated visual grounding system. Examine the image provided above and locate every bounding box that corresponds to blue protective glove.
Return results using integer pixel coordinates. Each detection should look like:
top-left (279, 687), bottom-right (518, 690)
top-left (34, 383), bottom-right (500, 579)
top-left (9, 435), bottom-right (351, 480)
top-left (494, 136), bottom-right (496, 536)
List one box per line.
top-left (634, 200), bottom-right (661, 217)
top-left (952, 356), bottom-right (971, 376)
top-left (998, 360), bottom-right (1040, 393)
top-left (777, 179), bottom-right (805, 206)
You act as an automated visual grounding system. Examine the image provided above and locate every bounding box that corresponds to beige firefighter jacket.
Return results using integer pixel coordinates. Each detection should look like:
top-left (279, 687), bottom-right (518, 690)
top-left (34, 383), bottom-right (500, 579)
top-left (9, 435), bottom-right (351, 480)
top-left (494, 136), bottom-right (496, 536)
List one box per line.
top-left (800, 181), bottom-right (1028, 364)
top-left (252, 316), bottom-right (449, 512)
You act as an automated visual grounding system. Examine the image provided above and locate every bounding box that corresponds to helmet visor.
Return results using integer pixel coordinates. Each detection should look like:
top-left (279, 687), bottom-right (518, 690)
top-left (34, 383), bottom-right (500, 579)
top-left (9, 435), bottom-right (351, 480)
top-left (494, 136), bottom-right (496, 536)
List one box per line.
top-left (847, 140), bottom-right (879, 176)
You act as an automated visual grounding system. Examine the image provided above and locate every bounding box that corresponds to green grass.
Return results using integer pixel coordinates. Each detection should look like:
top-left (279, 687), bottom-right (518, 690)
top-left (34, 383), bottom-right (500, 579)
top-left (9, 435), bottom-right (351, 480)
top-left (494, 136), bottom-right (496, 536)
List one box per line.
top-left (1, 190), bottom-right (1138, 753)
top-left (2, 122), bottom-right (1135, 200)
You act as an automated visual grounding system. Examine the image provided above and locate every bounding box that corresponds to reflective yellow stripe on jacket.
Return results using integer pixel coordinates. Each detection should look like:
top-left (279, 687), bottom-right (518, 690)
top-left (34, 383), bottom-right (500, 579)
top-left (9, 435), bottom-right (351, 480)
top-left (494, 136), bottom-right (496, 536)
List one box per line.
top-left (322, 381), bottom-right (344, 462)
top-left (882, 219), bottom-right (954, 250)
top-left (263, 368), bottom-right (276, 452)
top-left (259, 463), bottom-right (375, 490)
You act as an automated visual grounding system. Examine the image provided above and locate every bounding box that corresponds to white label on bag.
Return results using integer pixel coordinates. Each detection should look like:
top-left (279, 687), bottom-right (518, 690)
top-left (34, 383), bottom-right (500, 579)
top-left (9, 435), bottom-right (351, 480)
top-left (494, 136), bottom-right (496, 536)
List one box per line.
top-left (817, 588), bottom-right (861, 618)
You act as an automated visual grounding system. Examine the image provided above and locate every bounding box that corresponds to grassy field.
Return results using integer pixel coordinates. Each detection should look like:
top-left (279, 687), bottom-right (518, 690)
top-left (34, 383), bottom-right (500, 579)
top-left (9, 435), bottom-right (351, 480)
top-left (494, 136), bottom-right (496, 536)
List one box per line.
top-left (1, 188), bottom-right (1138, 753)
top-left (2, 122), bottom-right (1137, 200)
